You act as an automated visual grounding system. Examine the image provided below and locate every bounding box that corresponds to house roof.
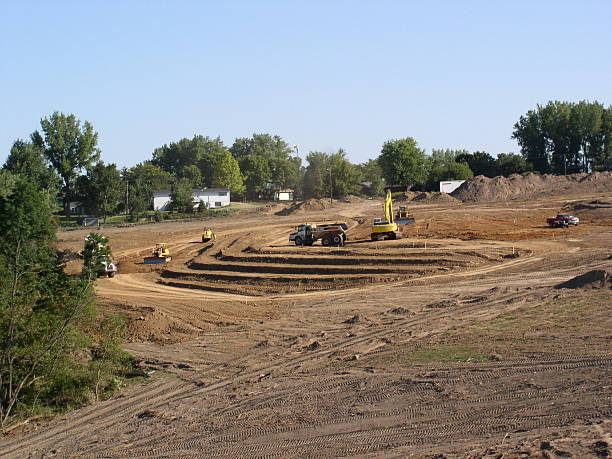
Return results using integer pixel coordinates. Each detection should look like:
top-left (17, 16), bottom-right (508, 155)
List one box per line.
top-left (153, 188), bottom-right (230, 196)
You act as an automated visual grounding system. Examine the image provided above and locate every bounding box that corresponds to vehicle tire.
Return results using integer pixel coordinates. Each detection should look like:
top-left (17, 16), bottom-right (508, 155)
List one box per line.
top-left (107, 272), bottom-right (115, 278)
top-left (371, 233), bottom-right (379, 241)
top-left (322, 236), bottom-right (331, 246)
top-left (295, 236), bottom-right (303, 246)
top-left (332, 234), bottom-right (342, 246)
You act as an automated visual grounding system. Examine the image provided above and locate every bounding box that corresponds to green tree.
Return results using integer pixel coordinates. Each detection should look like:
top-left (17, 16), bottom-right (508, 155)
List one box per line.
top-left (180, 165), bottom-right (203, 188)
top-left (212, 150), bottom-right (245, 194)
top-left (124, 162), bottom-right (174, 220)
top-left (495, 153), bottom-right (530, 176)
top-left (230, 133), bottom-right (298, 195)
top-left (512, 109), bottom-right (549, 173)
top-left (152, 136), bottom-right (226, 187)
top-left (328, 149), bottom-right (361, 198)
top-left (241, 155), bottom-right (271, 199)
top-left (357, 159), bottom-right (385, 197)
top-left (456, 151), bottom-right (497, 177)
top-left (32, 112), bottom-right (100, 217)
top-left (78, 162), bottom-right (123, 223)
top-left (378, 138), bottom-right (428, 186)
top-left (0, 170), bottom-right (17, 199)
top-left (3, 140), bottom-right (59, 193)
top-left (302, 152), bottom-right (328, 199)
top-left (170, 178), bottom-right (195, 213)
top-left (81, 232), bottom-right (113, 279)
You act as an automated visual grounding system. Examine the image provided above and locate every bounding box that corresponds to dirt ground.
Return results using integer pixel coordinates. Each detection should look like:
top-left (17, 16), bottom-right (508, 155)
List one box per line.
top-left (1, 191), bottom-right (611, 458)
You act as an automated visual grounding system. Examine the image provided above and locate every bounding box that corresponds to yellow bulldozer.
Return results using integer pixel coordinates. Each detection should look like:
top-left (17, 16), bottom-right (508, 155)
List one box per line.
top-left (143, 243), bottom-right (172, 264)
top-left (202, 227), bottom-right (216, 243)
top-left (370, 189), bottom-right (414, 241)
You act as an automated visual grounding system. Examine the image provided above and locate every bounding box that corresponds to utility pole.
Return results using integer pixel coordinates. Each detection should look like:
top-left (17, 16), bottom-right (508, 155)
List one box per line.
top-left (328, 167), bottom-right (333, 206)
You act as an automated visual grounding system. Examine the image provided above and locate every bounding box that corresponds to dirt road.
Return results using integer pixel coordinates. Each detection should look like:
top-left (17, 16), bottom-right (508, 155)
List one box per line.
top-left (2, 193), bottom-right (611, 457)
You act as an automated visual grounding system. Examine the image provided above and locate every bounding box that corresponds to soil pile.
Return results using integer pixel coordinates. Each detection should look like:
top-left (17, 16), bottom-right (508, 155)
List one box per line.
top-left (394, 192), bottom-right (460, 204)
top-left (556, 270), bottom-right (611, 290)
top-left (276, 198), bottom-right (329, 216)
top-left (451, 172), bottom-right (612, 202)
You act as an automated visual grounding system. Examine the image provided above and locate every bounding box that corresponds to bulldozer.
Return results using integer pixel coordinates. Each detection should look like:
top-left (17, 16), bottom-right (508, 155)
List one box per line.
top-left (395, 205), bottom-right (415, 225)
top-left (371, 190), bottom-right (403, 241)
top-left (202, 227), bottom-right (216, 243)
top-left (143, 243), bottom-right (172, 264)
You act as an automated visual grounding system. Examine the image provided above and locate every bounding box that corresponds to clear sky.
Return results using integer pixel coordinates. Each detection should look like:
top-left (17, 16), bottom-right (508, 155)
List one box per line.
top-left (1, 0), bottom-right (610, 167)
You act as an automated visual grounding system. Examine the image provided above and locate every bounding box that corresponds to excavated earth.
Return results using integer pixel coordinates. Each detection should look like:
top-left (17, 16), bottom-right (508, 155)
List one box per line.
top-left (2, 188), bottom-right (611, 458)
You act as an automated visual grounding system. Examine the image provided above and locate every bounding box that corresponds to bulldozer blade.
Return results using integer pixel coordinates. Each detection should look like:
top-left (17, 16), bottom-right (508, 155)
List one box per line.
top-left (143, 257), bottom-right (168, 265)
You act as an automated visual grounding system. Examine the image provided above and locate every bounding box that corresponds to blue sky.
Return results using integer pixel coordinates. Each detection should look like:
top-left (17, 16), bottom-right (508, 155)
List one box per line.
top-left (1, 0), bottom-right (610, 167)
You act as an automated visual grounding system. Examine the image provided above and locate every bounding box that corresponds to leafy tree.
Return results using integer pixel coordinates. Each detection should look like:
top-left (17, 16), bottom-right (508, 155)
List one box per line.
top-left (170, 178), bottom-right (195, 213)
top-left (328, 149), bottom-right (361, 198)
top-left (180, 165), bottom-right (203, 188)
top-left (378, 138), bottom-right (428, 186)
top-left (512, 100), bottom-right (611, 174)
top-left (124, 162), bottom-right (174, 220)
top-left (212, 150), bottom-right (245, 194)
top-left (302, 152), bottom-right (328, 199)
top-left (3, 140), bottom-right (59, 193)
top-left (78, 162), bottom-right (123, 223)
top-left (0, 170), bottom-right (17, 199)
top-left (32, 112), bottom-right (100, 217)
top-left (357, 159), bottom-right (385, 196)
top-left (152, 136), bottom-right (226, 187)
top-left (230, 133), bottom-right (298, 196)
top-left (495, 153), bottom-right (530, 176)
top-left (241, 155), bottom-right (271, 199)
top-left (456, 151), bottom-right (496, 177)
top-left (0, 178), bottom-right (135, 430)
top-left (81, 233), bottom-right (113, 279)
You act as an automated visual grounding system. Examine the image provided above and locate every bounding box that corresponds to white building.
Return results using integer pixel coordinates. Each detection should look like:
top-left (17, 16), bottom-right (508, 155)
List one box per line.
top-left (274, 189), bottom-right (294, 201)
top-left (153, 188), bottom-right (230, 211)
top-left (439, 180), bottom-right (466, 194)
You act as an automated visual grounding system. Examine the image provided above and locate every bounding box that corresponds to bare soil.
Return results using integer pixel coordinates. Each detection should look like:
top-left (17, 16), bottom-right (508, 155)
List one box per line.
top-left (1, 189), bottom-right (611, 458)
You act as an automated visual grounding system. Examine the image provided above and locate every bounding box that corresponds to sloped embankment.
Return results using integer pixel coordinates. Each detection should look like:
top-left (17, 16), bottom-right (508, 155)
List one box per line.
top-left (451, 172), bottom-right (612, 203)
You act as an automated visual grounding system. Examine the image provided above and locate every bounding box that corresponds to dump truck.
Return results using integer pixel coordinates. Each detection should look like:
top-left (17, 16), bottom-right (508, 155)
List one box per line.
top-left (371, 190), bottom-right (403, 241)
top-left (289, 222), bottom-right (349, 246)
top-left (143, 243), bottom-right (172, 264)
top-left (202, 227), bottom-right (216, 243)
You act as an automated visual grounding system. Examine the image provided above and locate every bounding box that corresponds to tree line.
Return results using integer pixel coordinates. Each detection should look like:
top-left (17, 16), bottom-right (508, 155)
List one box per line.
top-left (512, 100), bottom-right (611, 174)
top-left (3, 101), bottom-right (610, 222)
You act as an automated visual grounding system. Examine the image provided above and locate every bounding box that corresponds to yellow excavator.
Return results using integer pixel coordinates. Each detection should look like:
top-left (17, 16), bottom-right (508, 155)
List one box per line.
top-left (143, 243), bottom-right (172, 264)
top-left (371, 189), bottom-right (405, 241)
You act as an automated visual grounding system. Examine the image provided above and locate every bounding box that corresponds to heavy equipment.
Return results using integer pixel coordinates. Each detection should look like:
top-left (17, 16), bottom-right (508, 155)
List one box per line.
top-left (289, 222), bottom-right (349, 246)
top-left (395, 205), bottom-right (416, 225)
top-left (99, 256), bottom-right (118, 278)
top-left (143, 243), bottom-right (173, 264)
top-left (371, 190), bottom-right (403, 241)
top-left (202, 227), bottom-right (216, 242)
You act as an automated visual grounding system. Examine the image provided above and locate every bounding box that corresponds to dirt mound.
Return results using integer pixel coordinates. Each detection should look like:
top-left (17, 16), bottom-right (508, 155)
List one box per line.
top-left (556, 270), bottom-right (611, 290)
top-left (411, 192), bottom-right (460, 204)
top-left (275, 198), bottom-right (329, 216)
top-left (451, 172), bottom-right (612, 203)
top-left (394, 192), bottom-right (460, 204)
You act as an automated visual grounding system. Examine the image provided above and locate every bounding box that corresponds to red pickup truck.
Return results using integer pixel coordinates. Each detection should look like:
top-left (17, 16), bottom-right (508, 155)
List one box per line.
top-left (547, 214), bottom-right (580, 228)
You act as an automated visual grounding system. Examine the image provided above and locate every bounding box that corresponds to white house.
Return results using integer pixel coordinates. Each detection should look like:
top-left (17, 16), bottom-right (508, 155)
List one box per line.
top-left (439, 180), bottom-right (465, 194)
top-left (153, 188), bottom-right (230, 211)
top-left (274, 189), bottom-right (294, 201)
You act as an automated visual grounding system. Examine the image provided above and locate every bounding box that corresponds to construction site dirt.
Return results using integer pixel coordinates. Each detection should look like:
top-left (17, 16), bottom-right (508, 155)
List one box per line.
top-left (2, 189), bottom-right (611, 458)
